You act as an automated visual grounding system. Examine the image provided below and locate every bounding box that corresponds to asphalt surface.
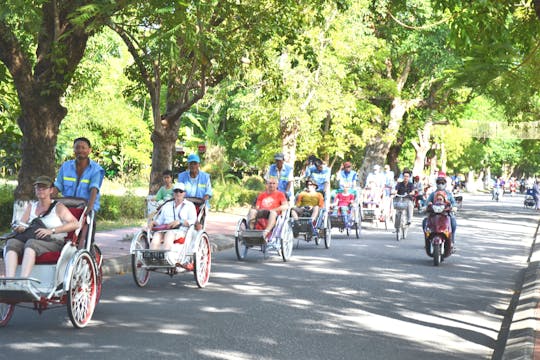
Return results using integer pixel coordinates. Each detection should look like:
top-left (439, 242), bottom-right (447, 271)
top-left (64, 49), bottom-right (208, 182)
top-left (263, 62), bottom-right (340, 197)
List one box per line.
top-left (3, 200), bottom-right (539, 358)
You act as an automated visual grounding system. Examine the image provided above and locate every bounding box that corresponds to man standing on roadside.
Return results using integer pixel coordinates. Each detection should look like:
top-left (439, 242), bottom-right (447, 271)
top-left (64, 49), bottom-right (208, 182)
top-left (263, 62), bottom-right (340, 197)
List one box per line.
top-left (54, 137), bottom-right (105, 213)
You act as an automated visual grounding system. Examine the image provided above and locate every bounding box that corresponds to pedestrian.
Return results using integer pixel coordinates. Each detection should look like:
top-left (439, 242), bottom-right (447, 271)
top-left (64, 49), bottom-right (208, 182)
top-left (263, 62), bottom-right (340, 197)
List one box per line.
top-left (53, 137), bottom-right (105, 213)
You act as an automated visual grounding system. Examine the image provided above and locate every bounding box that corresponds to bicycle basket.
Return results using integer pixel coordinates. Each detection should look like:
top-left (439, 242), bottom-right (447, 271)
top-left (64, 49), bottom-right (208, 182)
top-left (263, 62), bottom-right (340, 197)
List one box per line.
top-left (393, 199), bottom-right (408, 210)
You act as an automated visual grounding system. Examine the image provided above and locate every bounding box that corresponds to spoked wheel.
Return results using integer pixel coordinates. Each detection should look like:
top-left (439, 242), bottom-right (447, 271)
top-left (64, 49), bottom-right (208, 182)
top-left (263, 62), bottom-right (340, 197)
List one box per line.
top-left (235, 220), bottom-right (248, 260)
top-left (67, 250), bottom-right (98, 328)
top-left (131, 231), bottom-right (150, 287)
top-left (194, 233), bottom-right (212, 288)
top-left (324, 217), bottom-right (332, 249)
top-left (433, 244), bottom-right (442, 266)
top-left (280, 222), bottom-right (294, 262)
top-left (0, 303), bottom-right (15, 327)
top-left (394, 211), bottom-right (401, 241)
top-left (402, 224), bottom-right (408, 240)
top-left (91, 244), bottom-right (103, 303)
top-left (355, 211), bottom-right (361, 239)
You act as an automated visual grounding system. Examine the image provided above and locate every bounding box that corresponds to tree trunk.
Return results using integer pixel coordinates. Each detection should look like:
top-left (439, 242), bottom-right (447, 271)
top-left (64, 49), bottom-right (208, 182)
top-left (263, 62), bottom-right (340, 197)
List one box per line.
top-left (15, 99), bottom-right (65, 200)
top-left (281, 115), bottom-right (299, 168)
top-left (148, 115), bottom-right (182, 194)
top-left (411, 122), bottom-right (432, 176)
top-left (358, 97), bottom-right (407, 186)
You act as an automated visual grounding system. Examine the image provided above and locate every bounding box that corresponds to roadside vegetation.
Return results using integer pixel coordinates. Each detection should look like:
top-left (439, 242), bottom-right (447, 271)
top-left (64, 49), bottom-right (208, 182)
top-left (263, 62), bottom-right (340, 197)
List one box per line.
top-left (1, 1), bottom-right (540, 209)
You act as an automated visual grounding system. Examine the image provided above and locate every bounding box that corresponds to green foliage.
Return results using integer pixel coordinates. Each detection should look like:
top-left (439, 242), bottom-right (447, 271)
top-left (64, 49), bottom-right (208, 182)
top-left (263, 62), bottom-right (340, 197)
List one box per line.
top-left (242, 175), bottom-right (265, 191)
top-left (59, 29), bottom-right (152, 179)
top-left (0, 184), bottom-right (15, 230)
top-left (211, 181), bottom-right (260, 212)
top-left (97, 193), bottom-right (146, 221)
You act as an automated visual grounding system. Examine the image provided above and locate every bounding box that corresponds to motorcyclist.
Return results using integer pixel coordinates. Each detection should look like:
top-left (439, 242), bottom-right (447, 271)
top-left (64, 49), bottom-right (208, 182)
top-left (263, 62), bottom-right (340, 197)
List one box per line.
top-left (422, 174), bottom-right (457, 248)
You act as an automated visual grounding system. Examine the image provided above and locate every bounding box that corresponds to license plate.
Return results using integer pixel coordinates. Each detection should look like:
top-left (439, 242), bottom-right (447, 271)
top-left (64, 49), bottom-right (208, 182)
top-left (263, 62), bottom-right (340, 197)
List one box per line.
top-left (142, 251), bottom-right (165, 260)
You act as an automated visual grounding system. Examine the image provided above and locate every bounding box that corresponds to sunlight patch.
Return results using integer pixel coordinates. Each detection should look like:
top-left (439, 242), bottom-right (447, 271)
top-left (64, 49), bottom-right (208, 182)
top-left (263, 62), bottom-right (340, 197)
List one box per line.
top-left (200, 306), bottom-right (241, 313)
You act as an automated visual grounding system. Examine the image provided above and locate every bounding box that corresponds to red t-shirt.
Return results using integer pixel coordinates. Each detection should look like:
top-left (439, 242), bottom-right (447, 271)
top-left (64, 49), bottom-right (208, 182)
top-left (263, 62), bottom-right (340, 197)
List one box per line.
top-left (256, 191), bottom-right (287, 214)
top-left (336, 193), bottom-right (354, 207)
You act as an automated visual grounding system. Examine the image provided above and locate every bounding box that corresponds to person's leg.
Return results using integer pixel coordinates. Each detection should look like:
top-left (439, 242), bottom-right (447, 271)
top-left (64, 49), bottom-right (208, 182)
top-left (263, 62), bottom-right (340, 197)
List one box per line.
top-left (311, 206), bottom-right (320, 223)
top-left (406, 200), bottom-right (413, 224)
top-left (450, 215), bottom-right (457, 243)
top-left (3, 239), bottom-right (24, 277)
top-left (19, 247), bottom-right (37, 278)
top-left (264, 210), bottom-right (278, 239)
top-left (247, 208), bottom-right (258, 229)
top-left (4, 250), bottom-right (19, 277)
top-left (162, 231), bottom-right (177, 251)
top-left (340, 206), bottom-right (349, 226)
top-left (150, 232), bottom-right (163, 250)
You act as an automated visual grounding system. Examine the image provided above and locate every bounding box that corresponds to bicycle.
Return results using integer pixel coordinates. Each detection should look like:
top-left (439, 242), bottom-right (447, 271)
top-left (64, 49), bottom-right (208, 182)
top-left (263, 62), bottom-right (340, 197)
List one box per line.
top-left (393, 194), bottom-right (411, 241)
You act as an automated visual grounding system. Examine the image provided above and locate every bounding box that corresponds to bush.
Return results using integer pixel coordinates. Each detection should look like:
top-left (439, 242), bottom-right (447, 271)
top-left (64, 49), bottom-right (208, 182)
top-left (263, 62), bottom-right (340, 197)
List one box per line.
top-left (242, 175), bottom-right (265, 191)
top-left (211, 182), bottom-right (259, 211)
top-left (0, 184), bottom-right (15, 230)
top-left (97, 192), bottom-right (146, 221)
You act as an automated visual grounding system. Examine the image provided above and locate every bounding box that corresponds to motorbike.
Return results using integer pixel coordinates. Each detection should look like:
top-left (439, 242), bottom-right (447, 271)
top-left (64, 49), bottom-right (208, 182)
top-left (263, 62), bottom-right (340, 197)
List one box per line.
top-left (424, 202), bottom-right (453, 266)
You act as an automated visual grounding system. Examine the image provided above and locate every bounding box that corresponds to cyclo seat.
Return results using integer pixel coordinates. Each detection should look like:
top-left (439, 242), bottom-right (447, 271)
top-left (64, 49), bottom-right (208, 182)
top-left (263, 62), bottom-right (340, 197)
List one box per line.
top-left (31, 198), bottom-right (87, 265)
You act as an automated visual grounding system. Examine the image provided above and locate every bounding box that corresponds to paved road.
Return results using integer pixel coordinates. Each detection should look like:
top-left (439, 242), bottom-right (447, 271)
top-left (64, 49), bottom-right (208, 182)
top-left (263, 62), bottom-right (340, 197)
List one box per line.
top-left (0, 193), bottom-right (537, 360)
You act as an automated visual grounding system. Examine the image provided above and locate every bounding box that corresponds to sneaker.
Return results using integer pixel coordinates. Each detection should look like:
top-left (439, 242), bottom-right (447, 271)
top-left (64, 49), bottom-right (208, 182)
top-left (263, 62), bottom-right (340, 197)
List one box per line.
top-left (406, 221), bottom-right (411, 226)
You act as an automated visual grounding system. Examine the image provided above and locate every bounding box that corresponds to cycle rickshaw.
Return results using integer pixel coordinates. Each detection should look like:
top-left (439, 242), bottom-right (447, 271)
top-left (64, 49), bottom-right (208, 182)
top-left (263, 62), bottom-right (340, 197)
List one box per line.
top-left (234, 208), bottom-right (294, 261)
top-left (329, 189), bottom-right (360, 239)
top-left (290, 188), bottom-right (332, 249)
top-left (130, 197), bottom-right (212, 288)
top-left (0, 197), bottom-right (102, 328)
top-left (360, 186), bottom-right (391, 230)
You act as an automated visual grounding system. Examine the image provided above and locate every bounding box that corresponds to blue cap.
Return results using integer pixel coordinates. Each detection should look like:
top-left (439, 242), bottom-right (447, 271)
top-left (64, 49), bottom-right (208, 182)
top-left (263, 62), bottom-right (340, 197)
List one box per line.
top-left (187, 154), bottom-right (200, 163)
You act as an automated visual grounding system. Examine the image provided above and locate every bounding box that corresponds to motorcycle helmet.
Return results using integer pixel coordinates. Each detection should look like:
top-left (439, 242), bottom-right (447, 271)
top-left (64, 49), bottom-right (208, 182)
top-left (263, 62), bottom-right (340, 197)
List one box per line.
top-left (436, 176), bottom-right (447, 190)
top-left (434, 190), bottom-right (447, 204)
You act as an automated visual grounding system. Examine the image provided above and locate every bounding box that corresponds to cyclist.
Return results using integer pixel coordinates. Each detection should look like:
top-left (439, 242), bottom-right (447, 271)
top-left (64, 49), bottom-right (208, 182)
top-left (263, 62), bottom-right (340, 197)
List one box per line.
top-left (393, 168), bottom-right (415, 225)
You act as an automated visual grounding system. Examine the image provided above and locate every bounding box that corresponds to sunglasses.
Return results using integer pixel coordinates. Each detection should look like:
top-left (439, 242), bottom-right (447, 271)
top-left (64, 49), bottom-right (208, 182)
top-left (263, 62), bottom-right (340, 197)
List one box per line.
top-left (436, 181), bottom-right (445, 185)
top-left (173, 189), bottom-right (184, 193)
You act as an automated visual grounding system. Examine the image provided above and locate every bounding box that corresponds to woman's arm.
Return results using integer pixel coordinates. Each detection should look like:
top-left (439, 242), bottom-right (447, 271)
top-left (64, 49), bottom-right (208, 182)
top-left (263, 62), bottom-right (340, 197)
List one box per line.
top-left (55, 203), bottom-right (79, 233)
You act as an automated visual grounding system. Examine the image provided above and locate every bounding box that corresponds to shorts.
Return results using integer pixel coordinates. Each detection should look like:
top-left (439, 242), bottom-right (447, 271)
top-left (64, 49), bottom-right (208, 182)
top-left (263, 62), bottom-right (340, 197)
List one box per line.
top-left (5, 237), bottom-right (65, 257)
top-left (256, 210), bottom-right (271, 219)
top-left (292, 207), bottom-right (313, 217)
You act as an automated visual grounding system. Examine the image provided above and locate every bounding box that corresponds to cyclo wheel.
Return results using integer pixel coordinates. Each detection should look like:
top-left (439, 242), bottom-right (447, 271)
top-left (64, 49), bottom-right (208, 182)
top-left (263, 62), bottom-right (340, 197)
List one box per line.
top-left (194, 232), bottom-right (212, 288)
top-left (131, 231), bottom-right (150, 287)
top-left (324, 216), bottom-right (332, 249)
top-left (281, 221), bottom-right (294, 262)
top-left (67, 250), bottom-right (98, 328)
top-left (0, 303), bottom-right (15, 327)
top-left (91, 244), bottom-right (103, 303)
top-left (235, 219), bottom-right (248, 260)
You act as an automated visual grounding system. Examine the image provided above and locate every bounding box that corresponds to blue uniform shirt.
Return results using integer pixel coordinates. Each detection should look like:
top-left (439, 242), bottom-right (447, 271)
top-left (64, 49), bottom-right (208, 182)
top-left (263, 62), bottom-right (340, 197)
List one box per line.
top-left (305, 165), bottom-right (331, 192)
top-left (265, 163), bottom-right (293, 198)
top-left (177, 170), bottom-right (213, 199)
top-left (55, 159), bottom-right (105, 211)
top-left (337, 169), bottom-right (358, 190)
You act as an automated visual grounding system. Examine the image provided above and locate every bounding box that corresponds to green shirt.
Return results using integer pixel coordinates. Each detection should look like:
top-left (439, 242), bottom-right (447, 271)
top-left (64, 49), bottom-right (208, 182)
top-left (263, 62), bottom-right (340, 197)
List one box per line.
top-left (156, 186), bottom-right (173, 201)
